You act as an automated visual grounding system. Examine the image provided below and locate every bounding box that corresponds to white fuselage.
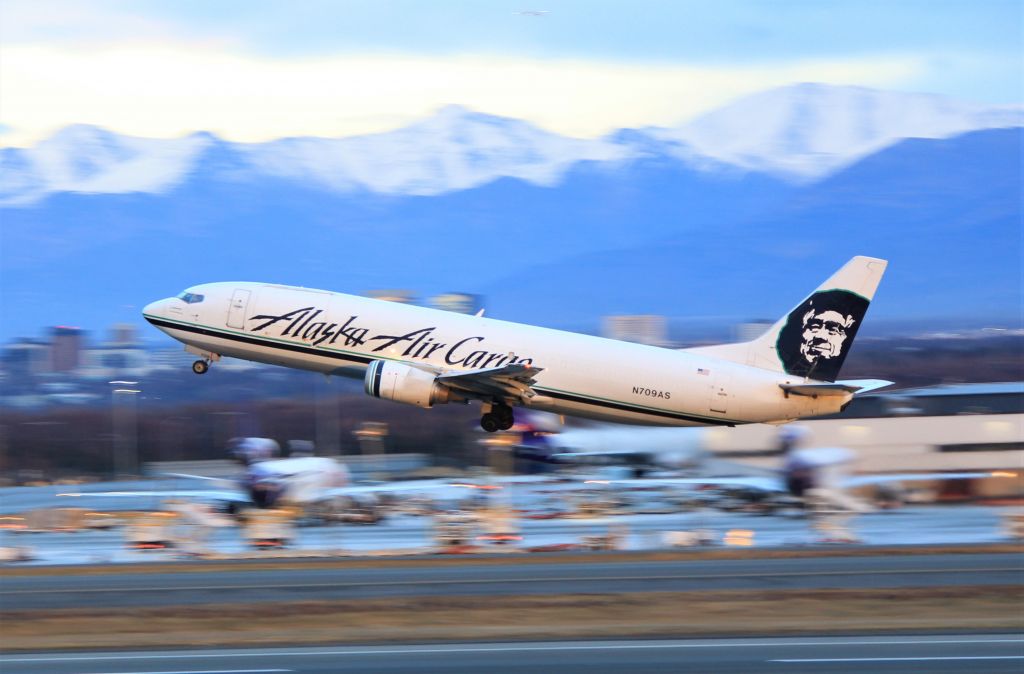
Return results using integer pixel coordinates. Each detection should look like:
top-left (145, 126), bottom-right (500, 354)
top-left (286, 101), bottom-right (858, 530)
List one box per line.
top-left (250, 456), bottom-right (350, 505)
top-left (144, 282), bottom-right (844, 427)
top-left (550, 426), bottom-right (709, 469)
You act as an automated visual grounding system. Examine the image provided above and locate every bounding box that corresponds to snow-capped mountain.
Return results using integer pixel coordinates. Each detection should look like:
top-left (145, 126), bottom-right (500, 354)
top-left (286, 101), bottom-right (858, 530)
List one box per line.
top-left (2, 84), bottom-right (1020, 206)
top-left (0, 125), bottom-right (212, 205)
top-left (0, 106), bottom-right (628, 205)
top-left (663, 83), bottom-right (1024, 180)
top-left (243, 106), bottom-right (629, 195)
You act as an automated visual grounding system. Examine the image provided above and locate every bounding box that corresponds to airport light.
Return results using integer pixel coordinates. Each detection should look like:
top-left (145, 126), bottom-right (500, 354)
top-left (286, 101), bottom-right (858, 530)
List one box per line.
top-left (354, 422), bottom-right (389, 476)
top-left (840, 424), bottom-right (872, 440)
top-left (983, 420), bottom-right (1016, 438)
top-left (723, 529), bottom-right (755, 547)
top-left (109, 382), bottom-right (141, 479)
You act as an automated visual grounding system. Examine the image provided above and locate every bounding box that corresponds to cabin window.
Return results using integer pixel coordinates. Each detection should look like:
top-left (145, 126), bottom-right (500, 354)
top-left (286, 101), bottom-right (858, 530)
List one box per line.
top-left (176, 291), bottom-right (205, 304)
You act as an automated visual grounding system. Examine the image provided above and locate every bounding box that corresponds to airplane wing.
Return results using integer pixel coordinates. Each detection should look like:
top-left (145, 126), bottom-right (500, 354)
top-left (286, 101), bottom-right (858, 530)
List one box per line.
top-left (552, 449), bottom-right (648, 460)
top-left (162, 473), bottom-right (239, 489)
top-left (604, 476), bottom-right (788, 492)
top-left (59, 488), bottom-right (252, 505)
top-left (320, 479), bottom-right (461, 499)
top-left (437, 362), bottom-right (544, 403)
top-left (842, 472), bottom-right (996, 488)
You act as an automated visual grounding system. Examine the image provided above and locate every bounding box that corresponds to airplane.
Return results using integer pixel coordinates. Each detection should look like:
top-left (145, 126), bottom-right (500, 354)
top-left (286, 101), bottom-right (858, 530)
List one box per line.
top-left (605, 429), bottom-right (1003, 515)
top-left (506, 412), bottom-right (712, 475)
top-left (61, 437), bottom-right (455, 520)
top-left (505, 420), bottom-right (1010, 514)
top-left (143, 256), bottom-right (891, 433)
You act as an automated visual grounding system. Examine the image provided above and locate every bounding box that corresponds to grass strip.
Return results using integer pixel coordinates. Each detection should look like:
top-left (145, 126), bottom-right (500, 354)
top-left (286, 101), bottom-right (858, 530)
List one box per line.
top-left (2, 585), bottom-right (1021, 651)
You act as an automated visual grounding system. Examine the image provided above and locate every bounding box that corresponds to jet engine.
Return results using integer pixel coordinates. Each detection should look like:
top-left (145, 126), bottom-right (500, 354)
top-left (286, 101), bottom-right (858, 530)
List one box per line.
top-left (363, 360), bottom-right (455, 408)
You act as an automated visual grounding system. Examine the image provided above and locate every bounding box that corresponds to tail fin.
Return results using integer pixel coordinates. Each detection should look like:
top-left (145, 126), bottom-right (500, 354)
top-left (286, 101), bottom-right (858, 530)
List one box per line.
top-left (685, 256), bottom-right (888, 382)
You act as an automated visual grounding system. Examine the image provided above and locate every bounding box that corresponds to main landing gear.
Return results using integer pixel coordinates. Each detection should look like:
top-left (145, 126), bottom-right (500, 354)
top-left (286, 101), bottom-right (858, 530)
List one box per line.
top-left (192, 360), bottom-right (210, 375)
top-left (480, 403), bottom-right (515, 433)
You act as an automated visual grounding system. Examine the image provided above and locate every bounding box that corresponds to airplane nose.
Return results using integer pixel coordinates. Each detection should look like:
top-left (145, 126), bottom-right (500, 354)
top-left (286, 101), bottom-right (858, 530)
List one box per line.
top-left (142, 299), bottom-right (167, 322)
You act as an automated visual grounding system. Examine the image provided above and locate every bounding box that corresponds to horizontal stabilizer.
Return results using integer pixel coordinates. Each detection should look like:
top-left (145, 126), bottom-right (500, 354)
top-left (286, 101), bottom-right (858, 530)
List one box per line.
top-left (780, 379), bottom-right (892, 398)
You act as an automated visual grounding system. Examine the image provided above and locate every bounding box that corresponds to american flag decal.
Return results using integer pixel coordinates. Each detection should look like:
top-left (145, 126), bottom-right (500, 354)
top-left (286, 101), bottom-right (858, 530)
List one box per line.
top-left (697, 368), bottom-right (710, 376)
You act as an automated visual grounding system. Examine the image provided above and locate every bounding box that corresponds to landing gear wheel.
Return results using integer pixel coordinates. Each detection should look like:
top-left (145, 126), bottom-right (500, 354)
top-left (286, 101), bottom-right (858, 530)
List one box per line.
top-left (496, 405), bottom-right (515, 431)
top-left (192, 360), bottom-right (209, 375)
top-left (480, 413), bottom-right (502, 433)
top-left (481, 405), bottom-right (514, 432)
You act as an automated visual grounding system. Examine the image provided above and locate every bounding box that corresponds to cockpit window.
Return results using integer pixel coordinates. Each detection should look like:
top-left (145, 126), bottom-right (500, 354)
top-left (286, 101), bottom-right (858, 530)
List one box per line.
top-left (176, 291), bottom-right (205, 304)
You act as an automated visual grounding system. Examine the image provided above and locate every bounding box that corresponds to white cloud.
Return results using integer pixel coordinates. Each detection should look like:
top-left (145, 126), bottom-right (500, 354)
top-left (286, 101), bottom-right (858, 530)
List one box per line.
top-left (0, 43), bottom-right (926, 146)
top-left (0, 0), bottom-right (185, 45)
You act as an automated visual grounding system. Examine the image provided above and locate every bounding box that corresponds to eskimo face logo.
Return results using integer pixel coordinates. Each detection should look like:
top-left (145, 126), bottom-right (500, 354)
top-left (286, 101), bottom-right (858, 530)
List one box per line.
top-left (776, 289), bottom-right (868, 381)
top-left (800, 308), bottom-right (855, 362)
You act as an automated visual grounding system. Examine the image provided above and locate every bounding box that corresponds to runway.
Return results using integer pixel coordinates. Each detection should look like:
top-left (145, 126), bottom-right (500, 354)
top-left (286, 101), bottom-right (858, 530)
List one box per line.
top-left (3, 635), bottom-right (1022, 673)
top-left (3, 550), bottom-right (1021, 610)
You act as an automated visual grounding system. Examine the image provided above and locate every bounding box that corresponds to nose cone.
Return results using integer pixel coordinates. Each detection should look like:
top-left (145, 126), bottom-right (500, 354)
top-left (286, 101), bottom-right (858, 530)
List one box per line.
top-left (142, 298), bottom-right (169, 323)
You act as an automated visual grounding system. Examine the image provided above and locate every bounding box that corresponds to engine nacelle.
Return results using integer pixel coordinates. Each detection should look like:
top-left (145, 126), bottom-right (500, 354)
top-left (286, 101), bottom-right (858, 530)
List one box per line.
top-left (363, 360), bottom-right (453, 408)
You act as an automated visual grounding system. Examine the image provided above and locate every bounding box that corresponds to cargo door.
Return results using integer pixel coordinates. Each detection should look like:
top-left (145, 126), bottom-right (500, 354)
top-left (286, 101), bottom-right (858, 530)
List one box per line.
top-left (227, 289), bottom-right (251, 329)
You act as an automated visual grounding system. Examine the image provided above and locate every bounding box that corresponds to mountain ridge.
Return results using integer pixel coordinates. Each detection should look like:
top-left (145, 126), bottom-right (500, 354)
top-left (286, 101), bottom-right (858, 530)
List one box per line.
top-left (3, 84), bottom-right (1020, 206)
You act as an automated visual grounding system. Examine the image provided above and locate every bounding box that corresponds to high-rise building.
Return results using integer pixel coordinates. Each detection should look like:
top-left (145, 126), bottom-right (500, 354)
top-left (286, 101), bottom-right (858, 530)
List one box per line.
top-left (602, 315), bottom-right (668, 347)
top-left (2, 340), bottom-right (50, 378)
top-left (429, 292), bottom-right (483, 315)
top-left (735, 320), bottom-right (773, 342)
top-left (109, 323), bottom-right (140, 347)
top-left (50, 326), bottom-right (84, 372)
top-left (366, 289), bottom-right (418, 305)
top-left (80, 324), bottom-right (149, 376)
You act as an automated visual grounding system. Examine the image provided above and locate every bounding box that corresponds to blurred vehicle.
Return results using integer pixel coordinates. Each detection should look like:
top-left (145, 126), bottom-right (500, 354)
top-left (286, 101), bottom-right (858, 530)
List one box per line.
top-left (143, 257), bottom-right (890, 433)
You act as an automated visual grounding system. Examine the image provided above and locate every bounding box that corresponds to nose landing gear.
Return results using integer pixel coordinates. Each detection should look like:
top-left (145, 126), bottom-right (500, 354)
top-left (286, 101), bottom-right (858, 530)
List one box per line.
top-left (185, 347), bottom-right (220, 375)
top-left (480, 403), bottom-right (515, 433)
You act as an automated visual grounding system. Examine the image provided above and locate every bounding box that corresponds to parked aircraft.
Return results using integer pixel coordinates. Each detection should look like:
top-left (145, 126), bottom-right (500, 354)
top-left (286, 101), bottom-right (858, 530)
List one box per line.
top-left (614, 429), bottom-right (1000, 514)
top-left (144, 256), bottom-right (890, 432)
top-left (63, 437), bottom-right (451, 519)
top-left (508, 412), bottom-right (710, 475)
top-left (509, 420), bottom-right (1007, 514)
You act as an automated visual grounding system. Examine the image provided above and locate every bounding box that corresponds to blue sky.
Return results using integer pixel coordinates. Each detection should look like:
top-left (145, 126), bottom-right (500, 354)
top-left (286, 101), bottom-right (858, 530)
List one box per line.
top-left (1, 0), bottom-right (1020, 144)
top-left (131, 1), bottom-right (1022, 66)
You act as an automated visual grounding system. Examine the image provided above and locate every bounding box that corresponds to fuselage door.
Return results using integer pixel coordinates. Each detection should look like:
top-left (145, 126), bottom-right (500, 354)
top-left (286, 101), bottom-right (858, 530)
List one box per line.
top-left (708, 369), bottom-right (731, 415)
top-left (227, 289), bottom-right (251, 329)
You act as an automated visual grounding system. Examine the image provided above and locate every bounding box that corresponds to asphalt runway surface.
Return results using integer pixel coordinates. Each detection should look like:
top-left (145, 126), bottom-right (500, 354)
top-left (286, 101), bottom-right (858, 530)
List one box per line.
top-left (2, 635), bottom-right (1023, 673)
top-left (3, 550), bottom-right (1021, 610)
